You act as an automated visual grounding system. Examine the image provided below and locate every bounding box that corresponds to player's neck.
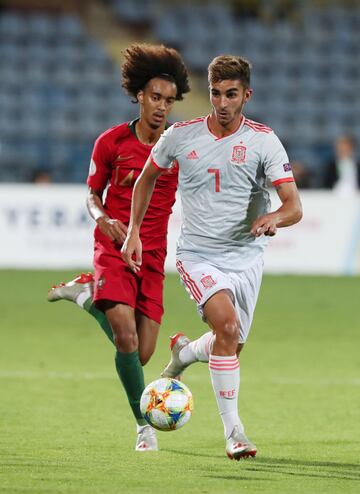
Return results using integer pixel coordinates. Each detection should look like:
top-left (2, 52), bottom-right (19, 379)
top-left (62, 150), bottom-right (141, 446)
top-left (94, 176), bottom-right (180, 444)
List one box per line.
top-left (208, 113), bottom-right (243, 138)
top-left (135, 119), bottom-right (164, 146)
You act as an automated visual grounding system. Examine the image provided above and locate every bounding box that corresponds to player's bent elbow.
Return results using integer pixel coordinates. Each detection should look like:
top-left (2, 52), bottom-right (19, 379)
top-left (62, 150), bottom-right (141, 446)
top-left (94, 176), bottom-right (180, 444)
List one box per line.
top-left (293, 202), bottom-right (303, 224)
top-left (286, 199), bottom-right (302, 226)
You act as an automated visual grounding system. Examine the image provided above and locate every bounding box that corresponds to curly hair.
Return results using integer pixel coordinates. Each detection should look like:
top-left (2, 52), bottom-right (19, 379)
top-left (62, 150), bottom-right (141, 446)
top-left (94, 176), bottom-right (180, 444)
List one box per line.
top-left (208, 55), bottom-right (251, 88)
top-left (121, 43), bottom-right (190, 101)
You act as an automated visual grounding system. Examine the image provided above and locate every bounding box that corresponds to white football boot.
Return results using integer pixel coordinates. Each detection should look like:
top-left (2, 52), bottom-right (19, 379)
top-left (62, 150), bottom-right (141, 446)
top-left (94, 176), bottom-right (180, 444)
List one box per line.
top-left (135, 425), bottom-right (158, 451)
top-left (226, 425), bottom-right (257, 460)
top-left (161, 333), bottom-right (191, 379)
top-left (47, 272), bottom-right (94, 303)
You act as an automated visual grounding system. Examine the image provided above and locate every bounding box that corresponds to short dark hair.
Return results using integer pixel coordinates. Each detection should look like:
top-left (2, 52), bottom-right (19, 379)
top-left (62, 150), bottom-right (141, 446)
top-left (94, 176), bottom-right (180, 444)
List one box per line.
top-left (121, 43), bottom-right (190, 101)
top-left (208, 55), bottom-right (251, 88)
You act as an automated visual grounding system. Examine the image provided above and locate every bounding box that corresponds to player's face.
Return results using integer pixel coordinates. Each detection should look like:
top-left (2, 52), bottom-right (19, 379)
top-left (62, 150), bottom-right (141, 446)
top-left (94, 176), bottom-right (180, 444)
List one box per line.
top-left (138, 78), bottom-right (177, 130)
top-left (210, 80), bottom-right (252, 128)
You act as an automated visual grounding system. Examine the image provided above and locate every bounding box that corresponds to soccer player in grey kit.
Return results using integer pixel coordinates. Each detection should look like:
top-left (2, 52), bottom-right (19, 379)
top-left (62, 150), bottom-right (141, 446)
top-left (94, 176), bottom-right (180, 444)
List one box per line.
top-left (122, 55), bottom-right (302, 460)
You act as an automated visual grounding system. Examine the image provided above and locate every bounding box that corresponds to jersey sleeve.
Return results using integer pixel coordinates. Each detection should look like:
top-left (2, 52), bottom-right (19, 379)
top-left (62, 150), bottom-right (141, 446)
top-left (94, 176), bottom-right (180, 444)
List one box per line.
top-left (151, 125), bottom-right (178, 169)
top-left (262, 132), bottom-right (294, 186)
top-left (86, 134), bottom-right (112, 191)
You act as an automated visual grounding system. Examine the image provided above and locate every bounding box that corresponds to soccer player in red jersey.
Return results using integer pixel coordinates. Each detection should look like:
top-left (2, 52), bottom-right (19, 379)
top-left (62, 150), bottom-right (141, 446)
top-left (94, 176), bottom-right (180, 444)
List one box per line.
top-left (48, 44), bottom-right (190, 451)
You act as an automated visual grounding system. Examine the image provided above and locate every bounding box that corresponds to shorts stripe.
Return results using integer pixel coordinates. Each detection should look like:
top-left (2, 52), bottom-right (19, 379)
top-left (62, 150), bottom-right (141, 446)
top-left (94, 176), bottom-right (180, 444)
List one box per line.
top-left (176, 260), bottom-right (202, 303)
top-left (176, 262), bottom-right (202, 303)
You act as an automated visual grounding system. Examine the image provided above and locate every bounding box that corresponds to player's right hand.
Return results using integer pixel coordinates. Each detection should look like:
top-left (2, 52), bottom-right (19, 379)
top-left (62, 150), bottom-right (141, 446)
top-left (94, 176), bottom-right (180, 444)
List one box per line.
top-left (121, 232), bottom-right (142, 273)
top-left (97, 217), bottom-right (128, 243)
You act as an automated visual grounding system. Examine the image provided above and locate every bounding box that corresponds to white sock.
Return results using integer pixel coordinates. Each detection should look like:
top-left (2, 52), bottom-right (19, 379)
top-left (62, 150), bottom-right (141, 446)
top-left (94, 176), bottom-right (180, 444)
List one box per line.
top-left (75, 291), bottom-right (91, 308)
top-left (136, 424), bottom-right (150, 433)
top-left (179, 331), bottom-right (215, 364)
top-left (209, 354), bottom-right (244, 439)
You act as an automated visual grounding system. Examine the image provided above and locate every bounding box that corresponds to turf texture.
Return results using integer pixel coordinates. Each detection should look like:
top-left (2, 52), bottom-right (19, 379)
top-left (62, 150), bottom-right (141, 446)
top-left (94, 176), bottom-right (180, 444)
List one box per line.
top-left (0, 270), bottom-right (359, 493)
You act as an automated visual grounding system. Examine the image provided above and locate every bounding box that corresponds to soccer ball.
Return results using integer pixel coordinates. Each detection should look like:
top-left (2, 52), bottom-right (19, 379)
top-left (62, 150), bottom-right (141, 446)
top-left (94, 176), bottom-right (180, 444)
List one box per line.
top-left (140, 378), bottom-right (193, 431)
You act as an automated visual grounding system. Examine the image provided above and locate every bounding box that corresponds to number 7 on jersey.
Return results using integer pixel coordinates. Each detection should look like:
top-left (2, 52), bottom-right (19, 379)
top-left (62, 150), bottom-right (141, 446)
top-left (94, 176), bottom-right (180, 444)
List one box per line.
top-left (208, 168), bottom-right (220, 192)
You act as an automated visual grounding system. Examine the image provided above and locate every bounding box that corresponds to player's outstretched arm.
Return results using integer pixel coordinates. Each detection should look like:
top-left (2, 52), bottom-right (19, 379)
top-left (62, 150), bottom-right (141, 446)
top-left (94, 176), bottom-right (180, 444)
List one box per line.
top-left (121, 159), bottom-right (163, 272)
top-left (87, 188), bottom-right (128, 242)
top-left (251, 182), bottom-right (302, 237)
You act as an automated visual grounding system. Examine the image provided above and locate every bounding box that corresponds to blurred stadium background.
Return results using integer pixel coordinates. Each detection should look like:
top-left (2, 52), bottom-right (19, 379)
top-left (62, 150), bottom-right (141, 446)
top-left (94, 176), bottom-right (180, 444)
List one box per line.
top-left (1, 0), bottom-right (360, 184)
top-left (1, 3), bottom-right (360, 493)
top-left (0, 0), bottom-right (359, 274)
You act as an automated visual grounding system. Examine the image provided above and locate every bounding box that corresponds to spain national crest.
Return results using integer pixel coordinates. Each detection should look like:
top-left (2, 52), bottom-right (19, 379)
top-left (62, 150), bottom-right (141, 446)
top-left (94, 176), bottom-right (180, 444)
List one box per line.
top-left (231, 145), bottom-right (246, 165)
top-left (200, 275), bottom-right (216, 289)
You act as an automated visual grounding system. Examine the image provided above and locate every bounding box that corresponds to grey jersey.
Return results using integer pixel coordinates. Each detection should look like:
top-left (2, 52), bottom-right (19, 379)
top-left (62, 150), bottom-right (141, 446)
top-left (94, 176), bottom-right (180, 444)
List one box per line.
top-left (151, 115), bottom-right (294, 271)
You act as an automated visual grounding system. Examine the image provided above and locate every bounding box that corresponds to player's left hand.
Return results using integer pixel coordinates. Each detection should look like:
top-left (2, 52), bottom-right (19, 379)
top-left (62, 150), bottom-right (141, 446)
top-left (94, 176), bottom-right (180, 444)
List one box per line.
top-left (121, 231), bottom-right (142, 273)
top-left (251, 213), bottom-right (278, 237)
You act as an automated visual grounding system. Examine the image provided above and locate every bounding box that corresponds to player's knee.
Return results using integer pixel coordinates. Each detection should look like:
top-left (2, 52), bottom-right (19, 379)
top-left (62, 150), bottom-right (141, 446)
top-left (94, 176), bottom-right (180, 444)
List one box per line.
top-left (218, 318), bottom-right (239, 345)
top-left (112, 323), bottom-right (138, 352)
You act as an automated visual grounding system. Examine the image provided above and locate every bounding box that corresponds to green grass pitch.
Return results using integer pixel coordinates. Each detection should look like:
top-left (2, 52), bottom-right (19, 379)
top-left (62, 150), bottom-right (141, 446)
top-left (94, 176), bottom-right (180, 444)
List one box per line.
top-left (1, 270), bottom-right (359, 494)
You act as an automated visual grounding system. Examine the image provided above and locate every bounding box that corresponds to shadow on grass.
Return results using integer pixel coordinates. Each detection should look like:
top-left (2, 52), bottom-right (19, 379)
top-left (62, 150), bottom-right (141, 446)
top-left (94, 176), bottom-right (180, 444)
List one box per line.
top-left (163, 448), bottom-right (222, 459)
top-left (242, 457), bottom-right (360, 482)
top-left (163, 449), bottom-right (360, 482)
top-left (257, 457), bottom-right (360, 470)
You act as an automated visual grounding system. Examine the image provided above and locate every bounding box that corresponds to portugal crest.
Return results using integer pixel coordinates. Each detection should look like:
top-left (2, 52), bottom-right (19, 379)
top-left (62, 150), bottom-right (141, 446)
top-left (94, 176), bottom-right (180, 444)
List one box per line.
top-left (231, 145), bottom-right (246, 165)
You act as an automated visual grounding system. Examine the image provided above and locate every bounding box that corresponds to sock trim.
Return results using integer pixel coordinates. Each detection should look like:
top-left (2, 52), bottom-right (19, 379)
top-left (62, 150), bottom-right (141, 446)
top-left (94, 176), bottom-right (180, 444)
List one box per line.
top-left (76, 292), bottom-right (91, 308)
top-left (209, 355), bottom-right (239, 371)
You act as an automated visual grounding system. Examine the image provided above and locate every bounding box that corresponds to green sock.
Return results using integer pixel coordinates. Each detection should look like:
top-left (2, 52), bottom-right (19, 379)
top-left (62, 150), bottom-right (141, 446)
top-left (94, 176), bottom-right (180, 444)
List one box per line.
top-left (83, 299), bottom-right (146, 424)
top-left (115, 351), bottom-right (147, 425)
top-left (83, 298), bottom-right (114, 344)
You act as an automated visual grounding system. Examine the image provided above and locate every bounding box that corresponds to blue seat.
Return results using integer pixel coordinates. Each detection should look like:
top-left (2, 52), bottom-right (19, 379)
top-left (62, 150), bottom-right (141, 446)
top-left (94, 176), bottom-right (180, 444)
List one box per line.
top-left (0, 139), bottom-right (22, 164)
top-left (82, 65), bottom-right (110, 87)
top-left (3, 67), bottom-right (25, 92)
top-left (154, 12), bottom-right (183, 46)
top-left (19, 112), bottom-right (46, 138)
top-left (112, 0), bottom-right (156, 24)
top-left (28, 13), bottom-right (56, 40)
top-left (324, 119), bottom-right (348, 141)
top-left (52, 42), bottom-right (84, 66)
top-left (56, 14), bottom-right (86, 41)
top-left (51, 64), bottom-right (82, 88)
top-left (0, 12), bottom-right (27, 39)
top-left (24, 42), bottom-right (54, 68)
top-left (20, 88), bottom-right (46, 112)
top-left (183, 44), bottom-right (208, 72)
top-left (0, 42), bottom-right (23, 64)
top-left (79, 117), bottom-right (104, 139)
top-left (0, 89), bottom-right (18, 112)
top-left (22, 64), bottom-right (48, 85)
top-left (83, 40), bottom-right (112, 67)
top-left (48, 112), bottom-right (78, 139)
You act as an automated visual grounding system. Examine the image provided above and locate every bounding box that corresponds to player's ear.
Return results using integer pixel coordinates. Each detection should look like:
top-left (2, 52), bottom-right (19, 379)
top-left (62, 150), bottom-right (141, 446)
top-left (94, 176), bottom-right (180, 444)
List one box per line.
top-left (137, 90), bottom-right (144, 104)
top-left (244, 88), bottom-right (253, 102)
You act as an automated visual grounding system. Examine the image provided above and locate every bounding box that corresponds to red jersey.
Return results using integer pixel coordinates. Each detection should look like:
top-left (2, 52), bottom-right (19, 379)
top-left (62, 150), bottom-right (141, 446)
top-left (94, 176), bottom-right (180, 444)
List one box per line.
top-left (87, 120), bottom-right (178, 251)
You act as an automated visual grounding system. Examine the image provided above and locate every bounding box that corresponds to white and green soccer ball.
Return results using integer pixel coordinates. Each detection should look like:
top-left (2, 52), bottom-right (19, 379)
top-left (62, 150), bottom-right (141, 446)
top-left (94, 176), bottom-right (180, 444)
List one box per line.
top-left (140, 378), bottom-right (193, 431)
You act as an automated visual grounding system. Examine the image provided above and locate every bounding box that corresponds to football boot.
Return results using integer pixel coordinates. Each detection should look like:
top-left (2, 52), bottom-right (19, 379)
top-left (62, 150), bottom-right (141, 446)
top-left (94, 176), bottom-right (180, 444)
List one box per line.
top-left (161, 333), bottom-right (191, 379)
top-left (135, 425), bottom-right (158, 451)
top-left (226, 425), bottom-right (257, 460)
top-left (47, 272), bottom-right (94, 303)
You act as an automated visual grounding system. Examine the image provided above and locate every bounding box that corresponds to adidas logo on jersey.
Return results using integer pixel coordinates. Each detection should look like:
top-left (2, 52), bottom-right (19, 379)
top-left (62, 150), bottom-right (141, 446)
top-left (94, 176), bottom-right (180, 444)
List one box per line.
top-left (186, 150), bottom-right (199, 160)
